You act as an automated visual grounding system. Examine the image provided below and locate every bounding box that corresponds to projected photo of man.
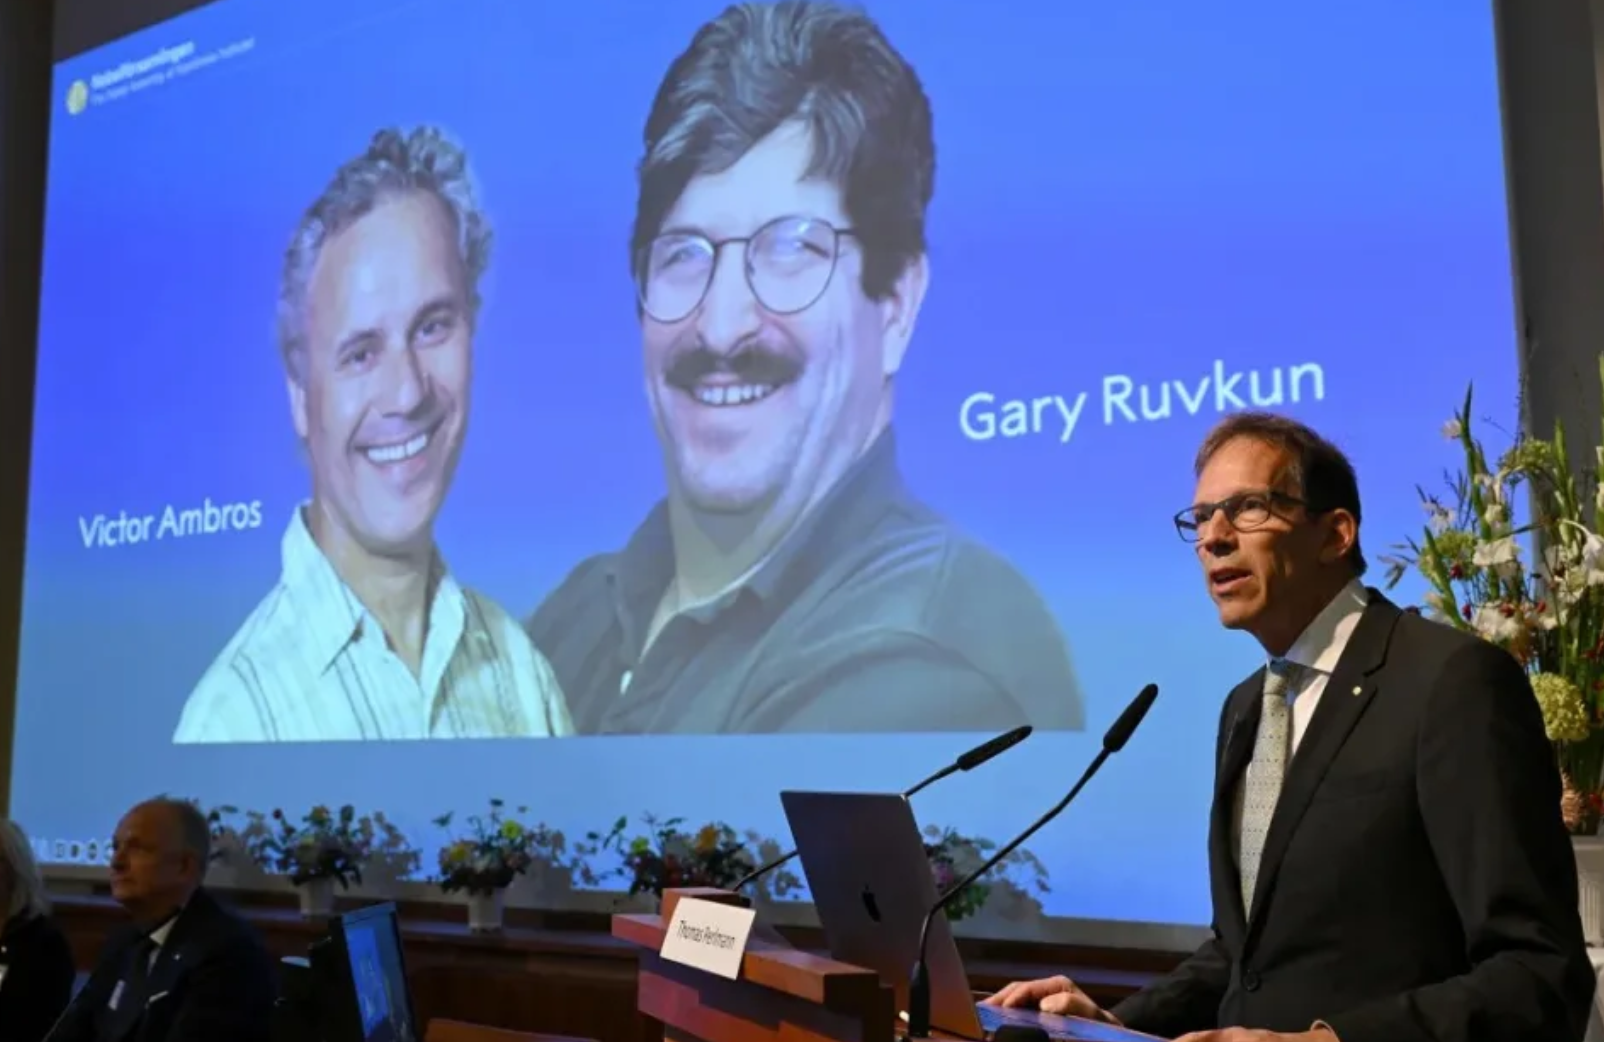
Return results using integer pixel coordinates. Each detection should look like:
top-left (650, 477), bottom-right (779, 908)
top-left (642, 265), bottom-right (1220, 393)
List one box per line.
top-left (175, 126), bottom-right (573, 744)
top-left (528, 0), bottom-right (1083, 734)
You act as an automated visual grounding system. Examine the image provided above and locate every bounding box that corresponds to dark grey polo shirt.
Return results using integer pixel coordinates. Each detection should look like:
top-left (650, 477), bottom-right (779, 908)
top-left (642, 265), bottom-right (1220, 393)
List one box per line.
top-left (525, 431), bottom-right (1084, 734)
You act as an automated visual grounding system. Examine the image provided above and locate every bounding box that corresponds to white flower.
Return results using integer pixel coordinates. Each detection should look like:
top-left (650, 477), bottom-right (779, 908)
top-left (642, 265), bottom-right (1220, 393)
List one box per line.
top-left (1469, 604), bottom-right (1524, 643)
top-left (1474, 472), bottom-right (1506, 505)
top-left (1423, 500), bottom-right (1453, 534)
top-left (1544, 528), bottom-right (1604, 597)
top-left (1442, 419), bottom-right (1463, 440)
top-left (1550, 566), bottom-right (1589, 608)
top-left (1472, 535), bottom-right (1522, 578)
top-left (1580, 531), bottom-right (1604, 587)
top-left (1483, 502), bottom-right (1508, 530)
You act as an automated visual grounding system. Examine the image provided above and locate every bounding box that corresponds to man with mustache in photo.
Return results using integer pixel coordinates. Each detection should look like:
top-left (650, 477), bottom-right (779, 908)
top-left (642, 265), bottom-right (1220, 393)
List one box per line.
top-left (174, 126), bottom-right (572, 743)
top-left (526, 0), bottom-right (1083, 734)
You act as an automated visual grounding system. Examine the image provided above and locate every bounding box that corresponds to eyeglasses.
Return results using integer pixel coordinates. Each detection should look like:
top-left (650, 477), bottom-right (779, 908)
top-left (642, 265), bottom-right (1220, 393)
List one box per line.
top-left (636, 215), bottom-right (857, 324)
top-left (1173, 490), bottom-right (1311, 542)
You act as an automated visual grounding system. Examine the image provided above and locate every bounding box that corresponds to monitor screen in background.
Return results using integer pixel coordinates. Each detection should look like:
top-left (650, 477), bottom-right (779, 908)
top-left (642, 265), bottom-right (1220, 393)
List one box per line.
top-left (12, 0), bottom-right (1516, 935)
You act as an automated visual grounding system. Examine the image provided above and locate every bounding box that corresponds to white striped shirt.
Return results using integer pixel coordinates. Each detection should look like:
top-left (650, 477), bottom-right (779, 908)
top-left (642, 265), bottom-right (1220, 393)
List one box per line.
top-left (172, 508), bottom-right (573, 743)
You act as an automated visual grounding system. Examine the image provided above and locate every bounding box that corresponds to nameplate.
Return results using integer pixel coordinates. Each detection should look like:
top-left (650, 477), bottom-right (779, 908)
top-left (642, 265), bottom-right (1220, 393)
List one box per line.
top-left (659, 896), bottom-right (755, 980)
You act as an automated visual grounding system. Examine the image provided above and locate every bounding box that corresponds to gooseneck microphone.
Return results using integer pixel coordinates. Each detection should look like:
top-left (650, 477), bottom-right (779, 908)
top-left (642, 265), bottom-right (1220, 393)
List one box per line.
top-left (731, 725), bottom-right (1033, 892)
top-left (910, 724), bottom-right (1034, 796)
top-left (905, 684), bottom-right (1159, 1039)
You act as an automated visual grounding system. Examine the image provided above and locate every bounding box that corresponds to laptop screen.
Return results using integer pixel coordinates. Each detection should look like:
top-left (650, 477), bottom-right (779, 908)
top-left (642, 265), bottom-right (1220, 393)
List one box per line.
top-left (336, 903), bottom-right (418, 1042)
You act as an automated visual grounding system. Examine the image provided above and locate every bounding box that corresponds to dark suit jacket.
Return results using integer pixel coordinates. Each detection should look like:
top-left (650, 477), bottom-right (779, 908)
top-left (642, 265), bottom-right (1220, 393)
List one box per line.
top-left (1111, 590), bottom-right (1594, 1042)
top-left (54, 888), bottom-right (277, 1042)
top-left (0, 911), bottom-right (76, 1042)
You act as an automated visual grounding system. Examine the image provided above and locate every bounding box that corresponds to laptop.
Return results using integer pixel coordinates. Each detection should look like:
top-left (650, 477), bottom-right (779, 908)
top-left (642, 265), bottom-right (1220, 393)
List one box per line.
top-left (780, 791), bottom-right (1160, 1042)
top-left (330, 903), bottom-right (419, 1042)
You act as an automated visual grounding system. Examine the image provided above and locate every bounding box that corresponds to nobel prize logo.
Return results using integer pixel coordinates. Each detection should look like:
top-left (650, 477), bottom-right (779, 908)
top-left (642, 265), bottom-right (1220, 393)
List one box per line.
top-left (65, 79), bottom-right (89, 115)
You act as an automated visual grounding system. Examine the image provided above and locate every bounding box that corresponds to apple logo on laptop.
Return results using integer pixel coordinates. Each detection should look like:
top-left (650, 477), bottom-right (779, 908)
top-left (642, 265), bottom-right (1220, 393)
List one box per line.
top-left (860, 885), bottom-right (883, 923)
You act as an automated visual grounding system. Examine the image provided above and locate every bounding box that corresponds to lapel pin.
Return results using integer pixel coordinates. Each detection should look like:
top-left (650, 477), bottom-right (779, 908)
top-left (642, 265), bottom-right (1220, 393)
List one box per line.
top-left (1351, 686), bottom-right (1362, 696)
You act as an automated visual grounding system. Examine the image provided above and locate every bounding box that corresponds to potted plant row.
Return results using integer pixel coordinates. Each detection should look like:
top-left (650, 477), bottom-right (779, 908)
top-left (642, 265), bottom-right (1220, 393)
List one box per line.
top-left (201, 804), bottom-right (1051, 930)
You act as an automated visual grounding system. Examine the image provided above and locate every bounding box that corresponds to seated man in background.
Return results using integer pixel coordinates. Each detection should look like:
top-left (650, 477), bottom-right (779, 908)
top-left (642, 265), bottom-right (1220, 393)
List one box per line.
top-left (0, 819), bottom-right (75, 1042)
top-left (53, 798), bottom-right (277, 1042)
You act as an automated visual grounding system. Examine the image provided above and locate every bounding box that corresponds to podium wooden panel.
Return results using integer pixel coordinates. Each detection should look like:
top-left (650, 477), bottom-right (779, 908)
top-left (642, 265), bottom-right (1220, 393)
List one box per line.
top-left (613, 888), bottom-right (895, 1042)
top-left (53, 890), bottom-right (1179, 1042)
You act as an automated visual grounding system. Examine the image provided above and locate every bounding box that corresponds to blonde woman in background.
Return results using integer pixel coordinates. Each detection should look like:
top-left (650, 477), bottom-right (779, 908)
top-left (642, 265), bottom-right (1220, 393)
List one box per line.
top-left (0, 820), bottom-right (74, 1042)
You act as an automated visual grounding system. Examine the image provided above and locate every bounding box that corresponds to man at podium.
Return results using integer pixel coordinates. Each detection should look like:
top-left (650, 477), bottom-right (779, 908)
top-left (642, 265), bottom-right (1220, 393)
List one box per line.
top-left (985, 413), bottom-right (1592, 1041)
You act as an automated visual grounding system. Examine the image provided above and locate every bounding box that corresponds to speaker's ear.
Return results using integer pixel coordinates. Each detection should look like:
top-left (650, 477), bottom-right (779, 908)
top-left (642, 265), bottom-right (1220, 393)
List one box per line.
top-left (1319, 508), bottom-right (1359, 566)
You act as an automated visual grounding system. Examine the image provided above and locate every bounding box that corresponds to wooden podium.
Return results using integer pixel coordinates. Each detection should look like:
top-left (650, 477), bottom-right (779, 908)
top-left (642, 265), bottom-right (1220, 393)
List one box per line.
top-left (612, 887), bottom-right (896, 1042)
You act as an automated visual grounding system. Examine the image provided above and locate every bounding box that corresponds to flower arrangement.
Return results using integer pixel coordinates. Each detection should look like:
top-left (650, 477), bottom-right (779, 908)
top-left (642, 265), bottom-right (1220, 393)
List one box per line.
top-left (235, 804), bottom-right (403, 888)
top-left (1383, 358), bottom-right (1604, 833)
top-left (923, 825), bottom-right (1051, 922)
top-left (575, 814), bottom-right (802, 901)
top-left (433, 799), bottom-right (573, 896)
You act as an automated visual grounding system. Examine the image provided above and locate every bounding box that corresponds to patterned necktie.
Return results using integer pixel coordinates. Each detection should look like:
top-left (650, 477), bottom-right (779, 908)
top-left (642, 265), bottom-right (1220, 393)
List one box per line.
top-left (1238, 659), bottom-right (1300, 915)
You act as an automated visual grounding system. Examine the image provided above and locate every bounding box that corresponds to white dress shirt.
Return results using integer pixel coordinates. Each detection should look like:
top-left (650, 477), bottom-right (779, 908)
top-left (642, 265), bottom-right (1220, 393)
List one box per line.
top-left (1277, 579), bottom-right (1369, 755)
top-left (145, 911), bottom-right (178, 969)
top-left (173, 507), bottom-right (573, 742)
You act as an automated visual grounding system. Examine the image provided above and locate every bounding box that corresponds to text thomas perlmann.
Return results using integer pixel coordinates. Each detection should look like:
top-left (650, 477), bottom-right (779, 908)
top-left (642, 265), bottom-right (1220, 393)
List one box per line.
top-left (674, 920), bottom-right (739, 950)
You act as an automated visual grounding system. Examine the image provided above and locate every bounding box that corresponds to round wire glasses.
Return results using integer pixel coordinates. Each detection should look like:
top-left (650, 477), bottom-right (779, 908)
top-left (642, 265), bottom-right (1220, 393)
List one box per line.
top-left (637, 215), bottom-right (857, 324)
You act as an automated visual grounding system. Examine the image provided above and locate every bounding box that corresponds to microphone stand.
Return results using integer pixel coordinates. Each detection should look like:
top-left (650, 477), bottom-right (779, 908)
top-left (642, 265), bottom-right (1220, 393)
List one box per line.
top-left (730, 726), bottom-right (1031, 892)
top-left (906, 748), bottom-right (1112, 1039)
top-left (906, 685), bottom-right (1157, 1038)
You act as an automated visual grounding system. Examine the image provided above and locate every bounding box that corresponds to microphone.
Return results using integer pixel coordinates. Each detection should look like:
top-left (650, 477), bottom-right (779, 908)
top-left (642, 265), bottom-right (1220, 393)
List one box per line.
top-left (905, 684), bottom-right (1159, 1039)
top-left (731, 725), bottom-right (1033, 891)
top-left (911, 725), bottom-right (1034, 797)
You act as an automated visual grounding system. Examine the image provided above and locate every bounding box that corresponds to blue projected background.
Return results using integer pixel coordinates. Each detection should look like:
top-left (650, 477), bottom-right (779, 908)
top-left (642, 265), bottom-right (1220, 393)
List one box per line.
top-left (12, 0), bottom-right (1515, 933)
